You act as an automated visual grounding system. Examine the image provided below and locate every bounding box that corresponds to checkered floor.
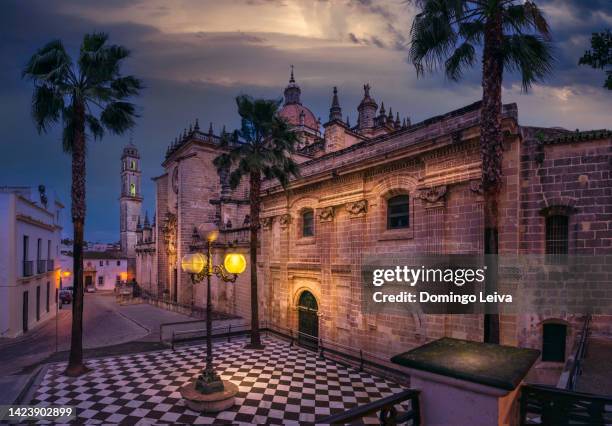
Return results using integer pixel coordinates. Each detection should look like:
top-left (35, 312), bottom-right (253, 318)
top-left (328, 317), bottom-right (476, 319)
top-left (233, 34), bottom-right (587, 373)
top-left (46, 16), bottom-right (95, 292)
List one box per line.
top-left (31, 336), bottom-right (408, 424)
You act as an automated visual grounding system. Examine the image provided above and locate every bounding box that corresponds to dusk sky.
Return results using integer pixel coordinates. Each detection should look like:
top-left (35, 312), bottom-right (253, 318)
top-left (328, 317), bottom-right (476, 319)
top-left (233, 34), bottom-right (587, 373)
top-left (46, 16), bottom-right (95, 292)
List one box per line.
top-left (1, 0), bottom-right (610, 242)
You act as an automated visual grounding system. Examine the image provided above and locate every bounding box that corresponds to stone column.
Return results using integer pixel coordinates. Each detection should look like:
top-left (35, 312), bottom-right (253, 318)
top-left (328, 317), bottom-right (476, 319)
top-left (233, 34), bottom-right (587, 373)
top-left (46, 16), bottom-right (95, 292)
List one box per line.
top-left (345, 199), bottom-right (369, 349)
top-left (317, 206), bottom-right (335, 340)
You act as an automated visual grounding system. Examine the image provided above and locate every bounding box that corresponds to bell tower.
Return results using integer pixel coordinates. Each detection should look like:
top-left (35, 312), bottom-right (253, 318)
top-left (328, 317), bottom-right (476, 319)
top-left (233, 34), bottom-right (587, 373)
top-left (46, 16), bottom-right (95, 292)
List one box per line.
top-left (120, 141), bottom-right (142, 267)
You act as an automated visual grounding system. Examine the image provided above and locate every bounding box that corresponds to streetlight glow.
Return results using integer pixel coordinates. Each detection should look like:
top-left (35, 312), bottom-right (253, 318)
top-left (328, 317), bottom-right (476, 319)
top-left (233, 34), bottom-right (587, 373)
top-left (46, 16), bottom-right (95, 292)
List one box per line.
top-left (181, 253), bottom-right (207, 274)
top-left (224, 253), bottom-right (246, 275)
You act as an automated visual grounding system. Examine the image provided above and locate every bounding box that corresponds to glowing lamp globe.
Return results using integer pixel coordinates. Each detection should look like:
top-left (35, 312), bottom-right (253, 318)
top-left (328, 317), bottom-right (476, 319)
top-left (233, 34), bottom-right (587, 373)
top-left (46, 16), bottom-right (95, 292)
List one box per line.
top-left (181, 253), bottom-right (207, 274)
top-left (224, 253), bottom-right (247, 275)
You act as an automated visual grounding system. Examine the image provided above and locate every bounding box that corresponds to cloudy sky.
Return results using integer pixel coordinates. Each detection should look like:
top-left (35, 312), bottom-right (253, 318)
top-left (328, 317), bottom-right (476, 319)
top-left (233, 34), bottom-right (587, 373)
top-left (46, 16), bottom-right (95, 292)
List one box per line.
top-left (1, 0), bottom-right (610, 242)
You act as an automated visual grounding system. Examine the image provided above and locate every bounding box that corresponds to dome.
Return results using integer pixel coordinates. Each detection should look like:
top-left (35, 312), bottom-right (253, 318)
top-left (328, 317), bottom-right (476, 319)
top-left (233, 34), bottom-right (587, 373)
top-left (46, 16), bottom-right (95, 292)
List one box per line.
top-left (279, 104), bottom-right (318, 130)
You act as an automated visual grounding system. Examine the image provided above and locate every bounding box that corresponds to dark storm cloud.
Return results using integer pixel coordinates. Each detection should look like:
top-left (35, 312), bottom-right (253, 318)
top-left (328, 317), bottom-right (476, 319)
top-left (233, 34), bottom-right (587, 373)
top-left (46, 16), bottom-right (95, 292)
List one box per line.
top-left (0, 0), bottom-right (610, 242)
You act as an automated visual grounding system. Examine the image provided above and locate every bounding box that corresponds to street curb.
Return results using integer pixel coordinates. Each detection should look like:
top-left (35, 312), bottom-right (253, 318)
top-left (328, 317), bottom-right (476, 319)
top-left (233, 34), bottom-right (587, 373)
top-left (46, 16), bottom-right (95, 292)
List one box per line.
top-left (116, 310), bottom-right (151, 335)
top-left (12, 364), bottom-right (47, 405)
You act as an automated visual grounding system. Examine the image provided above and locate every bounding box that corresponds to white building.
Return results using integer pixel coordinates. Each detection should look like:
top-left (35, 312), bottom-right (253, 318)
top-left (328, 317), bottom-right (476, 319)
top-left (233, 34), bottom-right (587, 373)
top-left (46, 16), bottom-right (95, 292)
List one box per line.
top-left (83, 252), bottom-right (128, 292)
top-left (0, 186), bottom-right (64, 337)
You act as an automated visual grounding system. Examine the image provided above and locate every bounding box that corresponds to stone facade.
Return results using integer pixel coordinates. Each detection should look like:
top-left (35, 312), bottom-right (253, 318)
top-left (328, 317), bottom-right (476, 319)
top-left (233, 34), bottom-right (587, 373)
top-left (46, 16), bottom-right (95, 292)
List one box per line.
top-left (137, 71), bottom-right (612, 376)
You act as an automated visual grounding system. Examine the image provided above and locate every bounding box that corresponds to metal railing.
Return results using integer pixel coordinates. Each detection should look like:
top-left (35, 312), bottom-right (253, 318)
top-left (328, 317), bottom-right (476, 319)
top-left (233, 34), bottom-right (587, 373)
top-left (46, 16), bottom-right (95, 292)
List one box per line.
top-left (167, 322), bottom-right (251, 350)
top-left (139, 288), bottom-right (207, 317)
top-left (158, 319), bottom-right (409, 382)
top-left (47, 259), bottom-right (54, 272)
top-left (37, 259), bottom-right (46, 274)
top-left (567, 314), bottom-right (591, 391)
top-left (520, 384), bottom-right (612, 425)
top-left (321, 389), bottom-right (421, 425)
top-left (23, 260), bottom-right (33, 277)
top-left (264, 322), bottom-right (410, 382)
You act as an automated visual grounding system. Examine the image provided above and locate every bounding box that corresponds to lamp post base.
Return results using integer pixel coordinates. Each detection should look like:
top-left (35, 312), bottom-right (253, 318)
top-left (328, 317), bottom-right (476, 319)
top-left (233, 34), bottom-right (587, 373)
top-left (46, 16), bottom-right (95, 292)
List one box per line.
top-left (180, 379), bottom-right (238, 413)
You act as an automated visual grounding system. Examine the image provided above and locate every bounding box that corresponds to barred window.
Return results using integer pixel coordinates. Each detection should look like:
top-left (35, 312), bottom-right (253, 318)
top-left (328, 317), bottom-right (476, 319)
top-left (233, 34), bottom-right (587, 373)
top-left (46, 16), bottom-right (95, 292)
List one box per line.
top-left (545, 215), bottom-right (569, 255)
top-left (302, 209), bottom-right (314, 237)
top-left (387, 195), bottom-right (410, 229)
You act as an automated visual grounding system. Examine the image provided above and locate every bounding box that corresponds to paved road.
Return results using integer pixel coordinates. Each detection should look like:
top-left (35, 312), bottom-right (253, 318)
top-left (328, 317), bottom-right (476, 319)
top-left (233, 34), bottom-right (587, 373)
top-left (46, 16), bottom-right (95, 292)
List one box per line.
top-left (0, 293), bottom-right (195, 377)
top-left (0, 293), bottom-right (243, 404)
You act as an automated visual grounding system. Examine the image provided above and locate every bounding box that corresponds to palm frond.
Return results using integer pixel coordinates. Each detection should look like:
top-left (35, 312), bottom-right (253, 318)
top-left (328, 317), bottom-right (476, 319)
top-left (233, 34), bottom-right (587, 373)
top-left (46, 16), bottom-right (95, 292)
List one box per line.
top-left (100, 101), bottom-right (137, 134)
top-left (61, 107), bottom-right (76, 153)
top-left (503, 33), bottom-right (554, 91)
top-left (85, 114), bottom-right (104, 140)
top-left (445, 42), bottom-right (476, 80)
top-left (214, 95), bottom-right (300, 191)
top-left (31, 84), bottom-right (64, 133)
top-left (22, 39), bottom-right (73, 85)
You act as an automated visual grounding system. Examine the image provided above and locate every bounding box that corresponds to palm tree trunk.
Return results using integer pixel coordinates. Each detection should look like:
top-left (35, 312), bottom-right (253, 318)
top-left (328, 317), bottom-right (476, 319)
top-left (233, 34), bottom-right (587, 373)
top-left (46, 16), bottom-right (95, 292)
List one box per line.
top-left (481, 12), bottom-right (503, 344)
top-left (246, 170), bottom-right (264, 349)
top-left (65, 100), bottom-right (89, 376)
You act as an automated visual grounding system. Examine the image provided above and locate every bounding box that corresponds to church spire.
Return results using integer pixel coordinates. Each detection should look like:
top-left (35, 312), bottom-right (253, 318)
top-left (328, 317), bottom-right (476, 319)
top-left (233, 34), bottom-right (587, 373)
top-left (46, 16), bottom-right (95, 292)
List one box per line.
top-left (328, 86), bottom-right (342, 122)
top-left (283, 64), bottom-right (301, 105)
top-left (357, 83), bottom-right (377, 130)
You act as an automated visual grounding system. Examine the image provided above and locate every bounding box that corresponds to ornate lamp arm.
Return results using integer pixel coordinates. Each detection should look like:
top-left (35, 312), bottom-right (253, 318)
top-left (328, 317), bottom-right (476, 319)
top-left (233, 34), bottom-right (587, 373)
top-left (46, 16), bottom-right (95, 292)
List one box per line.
top-left (212, 265), bottom-right (238, 283)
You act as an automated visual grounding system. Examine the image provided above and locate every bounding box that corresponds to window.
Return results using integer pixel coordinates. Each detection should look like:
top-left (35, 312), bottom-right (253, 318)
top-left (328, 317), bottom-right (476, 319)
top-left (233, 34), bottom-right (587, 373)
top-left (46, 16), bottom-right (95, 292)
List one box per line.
top-left (546, 215), bottom-right (569, 255)
top-left (542, 323), bottom-right (567, 362)
top-left (37, 238), bottom-right (42, 261)
top-left (23, 235), bottom-right (29, 261)
top-left (47, 240), bottom-right (51, 261)
top-left (130, 183), bottom-right (136, 197)
top-left (302, 209), bottom-right (314, 237)
top-left (117, 260), bottom-right (121, 266)
top-left (130, 160), bottom-right (136, 170)
top-left (99, 260), bottom-right (104, 267)
top-left (116, 275), bottom-right (121, 284)
top-left (36, 286), bottom-right (40, 321)
top-left (387, 195), bottom-right (410, 229)
top-left (98, 276), bottom-right (104, 286)
top-left (46, 282), bottom-right (50, 312)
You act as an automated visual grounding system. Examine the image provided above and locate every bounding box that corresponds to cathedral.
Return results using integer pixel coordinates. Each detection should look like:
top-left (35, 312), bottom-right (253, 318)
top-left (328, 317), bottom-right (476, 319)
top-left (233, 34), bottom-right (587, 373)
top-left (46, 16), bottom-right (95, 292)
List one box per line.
top-left (134, 69), bottom-right (612, 378)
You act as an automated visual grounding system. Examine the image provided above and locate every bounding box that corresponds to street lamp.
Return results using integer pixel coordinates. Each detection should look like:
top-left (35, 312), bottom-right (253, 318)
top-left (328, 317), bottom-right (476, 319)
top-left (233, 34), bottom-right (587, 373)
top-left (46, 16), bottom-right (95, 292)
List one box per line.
top-left (179, 229), bottom-right (246, 411)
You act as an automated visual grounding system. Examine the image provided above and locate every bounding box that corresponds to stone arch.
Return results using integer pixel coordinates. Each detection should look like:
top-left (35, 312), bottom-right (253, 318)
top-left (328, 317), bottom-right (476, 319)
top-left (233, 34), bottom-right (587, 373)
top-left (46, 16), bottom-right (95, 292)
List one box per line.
top-left (292, 285), bottom-right (322, 312)
top-left (538, 197), bottom-right (578, 215)
top-left (370, 174), bottom-right (418, 236)
top-left (370, 173), bottom-right (418, 198)
top-left (289, 196), bottom-right (319, 212)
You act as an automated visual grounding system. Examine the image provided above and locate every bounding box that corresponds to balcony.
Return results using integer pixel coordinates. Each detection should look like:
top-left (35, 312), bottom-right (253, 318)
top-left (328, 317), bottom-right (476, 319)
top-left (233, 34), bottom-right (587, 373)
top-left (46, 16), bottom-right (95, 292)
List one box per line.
top-left (37, 259), bottom-right (46, 274)
top-left (23, 260), bottom-right (33, 277)
top-left (47, 259), bottom-right (54, 272)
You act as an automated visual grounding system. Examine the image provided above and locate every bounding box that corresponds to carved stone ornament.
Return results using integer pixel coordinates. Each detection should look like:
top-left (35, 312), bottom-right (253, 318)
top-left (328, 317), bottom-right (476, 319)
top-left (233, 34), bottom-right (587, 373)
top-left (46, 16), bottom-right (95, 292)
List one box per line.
top-left (261, 216), bottom-right (274, 229)
top-left (162, 212), bottom-right (177, 255)
top-left (318, 206), bottom-right (335, 222)
top-left (346, 200), bottom-right (368, 217)
top-left (279, 214), bottom-right (292, 228)
top-left (469, 180), bottom-right (483, 195)
top-left (418, 185), bottom-right (447, 203)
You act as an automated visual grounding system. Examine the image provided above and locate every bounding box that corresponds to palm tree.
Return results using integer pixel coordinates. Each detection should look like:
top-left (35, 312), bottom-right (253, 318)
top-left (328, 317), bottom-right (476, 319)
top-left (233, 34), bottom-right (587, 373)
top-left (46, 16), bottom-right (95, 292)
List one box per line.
top-left (578, 29), bottom-right (611, 90)
top-left (408, 0), bottom-right (553, 343)
top-left (214, 95), bottom-right (299, 349)
top-left (23, 33), bottom-right (142, 376)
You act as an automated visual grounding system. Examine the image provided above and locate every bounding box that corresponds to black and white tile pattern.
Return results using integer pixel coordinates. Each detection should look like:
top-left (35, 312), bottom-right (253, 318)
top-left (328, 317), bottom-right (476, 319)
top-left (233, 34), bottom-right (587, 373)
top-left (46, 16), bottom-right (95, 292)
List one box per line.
top-left (31, 337), bottom-right (407, 424)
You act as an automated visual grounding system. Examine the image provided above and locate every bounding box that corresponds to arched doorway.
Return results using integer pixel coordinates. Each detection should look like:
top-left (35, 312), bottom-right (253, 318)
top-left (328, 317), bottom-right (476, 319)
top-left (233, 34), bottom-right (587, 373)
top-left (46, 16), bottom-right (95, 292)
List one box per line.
top-left (297, 290), bottom-right (318, 350)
